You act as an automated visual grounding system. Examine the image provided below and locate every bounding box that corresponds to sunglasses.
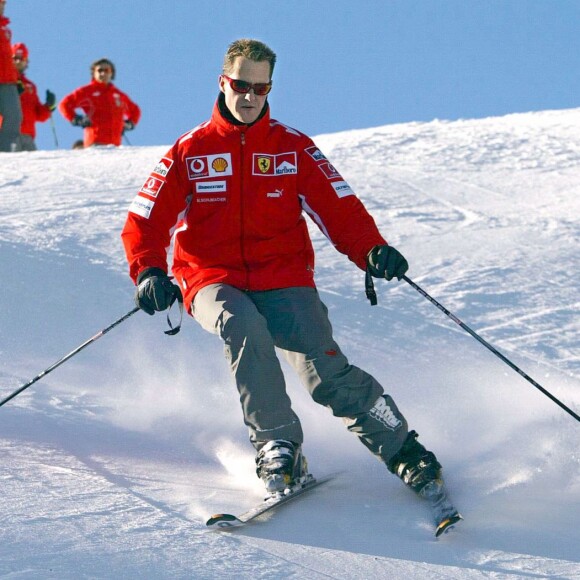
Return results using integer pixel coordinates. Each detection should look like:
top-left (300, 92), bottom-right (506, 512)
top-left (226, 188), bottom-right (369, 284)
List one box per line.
top-left (222, 75), bottom-right (272, 96)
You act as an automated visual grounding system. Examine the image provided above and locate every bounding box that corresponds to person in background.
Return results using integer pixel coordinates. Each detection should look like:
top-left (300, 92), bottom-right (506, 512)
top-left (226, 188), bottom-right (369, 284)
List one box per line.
top-left (11, 42), bottom-right (55, 151)
top-left (0, 0), bottom-right (22, 152)
top-left (122, 38), bottom-right (462, 536)
top-left (58, 58), bottom-right (140, 147)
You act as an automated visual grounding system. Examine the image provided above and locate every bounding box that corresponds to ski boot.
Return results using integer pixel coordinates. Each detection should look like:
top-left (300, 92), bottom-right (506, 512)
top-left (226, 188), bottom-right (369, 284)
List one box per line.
top-left (387, 430), bottom-right (463, 536)
top-left (255, 439), bottom-right (309, 497)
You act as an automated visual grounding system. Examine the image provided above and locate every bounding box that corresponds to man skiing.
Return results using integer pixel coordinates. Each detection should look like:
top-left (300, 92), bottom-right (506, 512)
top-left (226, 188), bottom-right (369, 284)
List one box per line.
top-left (59, 58), bottom-right (140, 148)
top-left (11, 43), bottom-right (55, 151)
top-left (0, 0), bottom-right (22, 152)
top-left (122, 38), bottom-right (461, 535)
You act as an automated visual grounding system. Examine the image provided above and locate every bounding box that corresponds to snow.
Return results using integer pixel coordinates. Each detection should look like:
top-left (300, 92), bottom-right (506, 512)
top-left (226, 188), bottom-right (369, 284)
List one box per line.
top-left (1, 108), bottom-right (579, 579)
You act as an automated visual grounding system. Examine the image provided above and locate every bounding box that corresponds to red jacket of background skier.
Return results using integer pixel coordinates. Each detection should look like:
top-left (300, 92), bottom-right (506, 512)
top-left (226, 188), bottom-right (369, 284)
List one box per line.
top-left (11, 43), bottom-right (51, 138)
top-left (17, 72), bottom-right (50, 137)
top-left (59, 80), bottom-right (141, 147)
top-left (0, 15), bottom-right (17, 84)
top-left (121, 94), bottom-right (387, 314)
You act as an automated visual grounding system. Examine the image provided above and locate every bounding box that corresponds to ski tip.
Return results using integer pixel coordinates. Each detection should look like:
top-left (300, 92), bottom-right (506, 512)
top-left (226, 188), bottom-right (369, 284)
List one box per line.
top-left (206, 513), bottom-right (244, 529)
top-left (435, 513), bottom-right (463, 538)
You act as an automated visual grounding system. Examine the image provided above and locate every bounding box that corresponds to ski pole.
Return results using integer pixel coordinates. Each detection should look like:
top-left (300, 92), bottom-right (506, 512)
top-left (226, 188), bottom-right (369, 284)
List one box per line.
top-left (0, 306), bottom-right (140, 409)
top-left (402, 275), bottom-right (580, 424)
top-left (49, 113), bottom-right (59, 149)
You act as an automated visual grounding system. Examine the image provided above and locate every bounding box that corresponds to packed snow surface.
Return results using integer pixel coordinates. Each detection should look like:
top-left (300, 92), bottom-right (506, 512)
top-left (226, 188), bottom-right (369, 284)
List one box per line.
top-left (0, 108), bottom-right (579, 579)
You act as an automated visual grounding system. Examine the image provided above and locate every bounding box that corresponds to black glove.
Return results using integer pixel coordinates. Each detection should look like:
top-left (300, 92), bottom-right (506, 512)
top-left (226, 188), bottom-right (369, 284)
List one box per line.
top-left (123, 120), bottom-right (135, 132)
top-left (45, 90), bottom-right (56, 111)
top-left (135, 267), bottom-right (182, 315)
top-left (367, 245), bottom-right (409, 281)
top-left (72, 114), bottom-right (91, 128)
top-left (16, 80), bottom-right (25, 94)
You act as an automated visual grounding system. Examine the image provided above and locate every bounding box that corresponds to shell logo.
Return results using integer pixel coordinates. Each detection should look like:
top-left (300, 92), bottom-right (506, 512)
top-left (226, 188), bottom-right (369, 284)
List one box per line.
top-left (212, 157), bottom-right (229, 172)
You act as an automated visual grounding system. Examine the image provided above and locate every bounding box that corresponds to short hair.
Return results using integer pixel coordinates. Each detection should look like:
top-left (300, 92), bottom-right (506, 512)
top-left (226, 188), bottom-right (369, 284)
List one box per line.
top-left (90, 58), bottom-right (116, 80)
top-left (223, 39), bottom-right (276, 78)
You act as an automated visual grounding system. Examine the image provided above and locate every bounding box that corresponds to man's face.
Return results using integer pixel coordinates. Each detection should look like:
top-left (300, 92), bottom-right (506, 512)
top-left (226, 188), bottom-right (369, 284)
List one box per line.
top-left (0, 1), bottom-right (6, 17)
top-left (13, 56), bottom-right (27, 73)
top-left (219, 56), bottom-right (271, 124)
top-left (93, 64), bottom-right (113, 84)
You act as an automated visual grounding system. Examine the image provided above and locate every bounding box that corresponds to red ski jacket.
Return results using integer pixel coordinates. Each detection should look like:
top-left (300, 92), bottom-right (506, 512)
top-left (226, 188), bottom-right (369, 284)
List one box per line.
top-left (0, 17), bottom-right (17, 84)
top-left (58, 80), bottom-right (140, 147)
top-left (122, 96), bottom-right (386, 314)
top-left (17, 73), bottom-right (50, 137)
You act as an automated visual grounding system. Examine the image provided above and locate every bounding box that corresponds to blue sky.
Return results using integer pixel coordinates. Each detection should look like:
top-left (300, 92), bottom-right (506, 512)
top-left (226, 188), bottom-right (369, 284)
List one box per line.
top-left (8, 0), bottom-right (580, 151)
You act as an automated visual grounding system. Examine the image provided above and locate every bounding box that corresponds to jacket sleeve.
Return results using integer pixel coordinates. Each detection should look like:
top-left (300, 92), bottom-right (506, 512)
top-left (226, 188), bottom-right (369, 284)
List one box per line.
top-left (0, 21), bottom-right (18, 84)
top-left (297, 138), bottom-right (387, 271)
top-left (121, 143), bottom-right (189, 283)
top-left (58, 88), bottom-right (81, 122)
top-left (123, 93), bottom-right (141, 125)
top-left (32, 84), bottom-right (51, 123)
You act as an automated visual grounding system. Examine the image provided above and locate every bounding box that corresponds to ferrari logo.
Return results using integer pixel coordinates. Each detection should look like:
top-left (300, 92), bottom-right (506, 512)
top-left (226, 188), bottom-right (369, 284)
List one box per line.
top-left (257, 157), bottom-right (271, 173)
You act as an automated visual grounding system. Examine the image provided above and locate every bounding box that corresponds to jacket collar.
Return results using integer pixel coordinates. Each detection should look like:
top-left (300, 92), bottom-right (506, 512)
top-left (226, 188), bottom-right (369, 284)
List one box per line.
top-left (211, 92), bottom-right (270, 137)
top-left (90, 79), bottom-right (115, 90)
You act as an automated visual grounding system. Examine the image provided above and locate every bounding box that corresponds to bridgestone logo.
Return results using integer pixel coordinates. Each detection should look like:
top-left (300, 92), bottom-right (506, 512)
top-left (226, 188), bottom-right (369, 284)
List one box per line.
top-left (196, 180), bottom-right (227, 193)
top-left (369, 397), bottom-right (402, 431)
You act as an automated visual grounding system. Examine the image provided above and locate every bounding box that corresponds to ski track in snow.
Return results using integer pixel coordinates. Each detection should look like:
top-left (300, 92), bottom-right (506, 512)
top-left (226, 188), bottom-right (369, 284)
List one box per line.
top-left (0, 110), bottom-right (579, 578)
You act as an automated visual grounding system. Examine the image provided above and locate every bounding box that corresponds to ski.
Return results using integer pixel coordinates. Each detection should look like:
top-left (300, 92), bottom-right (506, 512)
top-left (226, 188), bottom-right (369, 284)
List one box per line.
top-left (206, 474), bottom-right (332, 529)
top-left (206, 472), bottom-right (462, 536)
top-left (421, 479), bottom-right (463, 537)
top-left (435, 512), bottom-right (463, 537)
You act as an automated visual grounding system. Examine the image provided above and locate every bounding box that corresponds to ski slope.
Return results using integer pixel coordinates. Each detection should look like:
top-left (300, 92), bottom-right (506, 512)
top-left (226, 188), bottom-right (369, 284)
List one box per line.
top-left (0, 108), bottom-right (579, 579)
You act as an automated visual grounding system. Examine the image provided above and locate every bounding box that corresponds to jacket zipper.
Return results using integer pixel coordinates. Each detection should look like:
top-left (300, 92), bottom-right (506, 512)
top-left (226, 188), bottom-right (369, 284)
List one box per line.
top-left (239, 131), bottom-right (251, 290)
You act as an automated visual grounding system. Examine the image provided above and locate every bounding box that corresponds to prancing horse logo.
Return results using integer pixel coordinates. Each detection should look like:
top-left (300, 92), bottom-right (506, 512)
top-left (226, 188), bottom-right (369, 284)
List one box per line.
top-left (258, 157), bottom-right (271, 173)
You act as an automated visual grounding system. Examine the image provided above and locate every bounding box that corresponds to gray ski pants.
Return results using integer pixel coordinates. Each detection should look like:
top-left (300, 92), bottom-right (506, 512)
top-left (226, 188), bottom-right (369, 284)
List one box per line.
top-left (193, 284), bottom-right (409, 464)
top-left (0, 84), bottom-right (22, 152)
top-left (16, 134), bottom-right (37, 151)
